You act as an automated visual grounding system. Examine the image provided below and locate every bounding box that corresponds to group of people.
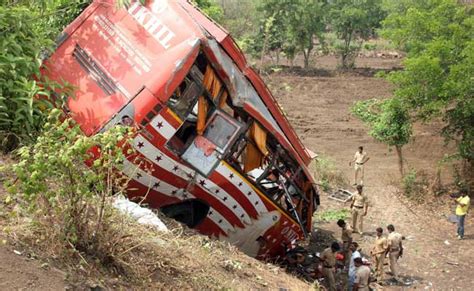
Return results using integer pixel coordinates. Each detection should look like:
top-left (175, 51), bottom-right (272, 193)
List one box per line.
top-left (319, 217), bottom-right (404, 290)
top-left (316, 146), bottom-right (471, 290)
top-left (318, 147), bottom-right (404, 290)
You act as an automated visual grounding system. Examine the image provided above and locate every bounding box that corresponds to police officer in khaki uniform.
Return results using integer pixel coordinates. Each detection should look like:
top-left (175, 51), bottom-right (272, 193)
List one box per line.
top-left (350, 185), bottom-right (368, 235)
top-left (387, 224), bottom-right (403, 280)
top-left (320, 242), bottom-right (340, 291)
top-left (353, 257), bottom-right (370, 291)
top-left (370, 227), bottom-right (388, 282)
top-left (337, 219), bottom-right (353, 266)
top-left (349, 146), bottom-right (370, 185)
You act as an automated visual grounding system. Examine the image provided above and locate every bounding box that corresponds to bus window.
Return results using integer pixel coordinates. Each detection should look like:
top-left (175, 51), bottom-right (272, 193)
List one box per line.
top-left (203, 111), bottom-right (243, 154)
top-left (167, 77), bottom-right (201, 120)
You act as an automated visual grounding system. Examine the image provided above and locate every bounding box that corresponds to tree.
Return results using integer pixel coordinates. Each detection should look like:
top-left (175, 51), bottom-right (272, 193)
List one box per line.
top-left (352, 98), bottom-right (412, 177)
top-left (217, 0), bottom-right (262, 40)
top-left (193, 0), bottom-right (223, 22)
top-left (255, 0), bottom-right (326, 68)
top-left (381, 0), bottom-right (474, 166)
top-left (284, 0), bottom-right (326, 68)
top-left (329, 0), bottom-right (386, 69)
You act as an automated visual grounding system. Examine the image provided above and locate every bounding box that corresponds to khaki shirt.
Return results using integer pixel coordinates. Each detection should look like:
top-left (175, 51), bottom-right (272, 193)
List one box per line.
top-left (354, 151), bottom-right (368, 164)
top-left (320, 247), bottom-right (336, 267)
top-left (342, 225), bottom-right (353, 242)
top-left (372, 236), bottom-right (388, 256)
top-left (355, 265), bottom-right (371, 290)
top-left (352, 193), bottom-right (367, 208)
top-left (388, 232), bottom-right (403, 251)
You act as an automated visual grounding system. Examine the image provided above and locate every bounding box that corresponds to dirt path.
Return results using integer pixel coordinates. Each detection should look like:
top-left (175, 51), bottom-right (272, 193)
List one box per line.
top-left (266, 71), bottom-right (473, 290)
top-left (0, 244), bottom-right (66, 290)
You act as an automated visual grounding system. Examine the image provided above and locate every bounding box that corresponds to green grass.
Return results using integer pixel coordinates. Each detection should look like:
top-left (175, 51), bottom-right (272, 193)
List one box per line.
top-left (314, 209), bottom-right (350, 223)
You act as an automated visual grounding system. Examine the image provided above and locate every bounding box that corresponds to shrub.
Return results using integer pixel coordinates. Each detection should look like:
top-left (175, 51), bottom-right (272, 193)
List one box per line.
top-left (310, 155), bottom-right (349, 192)
top-left (401, 169), bottom-right (429, 199)
top-left (0, 7), bottom-right (56, 152)
top-left (2, 110), bottom-right (166, 280)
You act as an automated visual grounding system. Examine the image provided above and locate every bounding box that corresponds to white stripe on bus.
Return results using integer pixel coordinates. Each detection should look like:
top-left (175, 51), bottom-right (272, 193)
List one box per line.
top-left (215, 162), bottom-right (267, 215)
top-left (195, 173), bottom-right (252, 225)
top-left (150, 113), bottom-right (177, 140)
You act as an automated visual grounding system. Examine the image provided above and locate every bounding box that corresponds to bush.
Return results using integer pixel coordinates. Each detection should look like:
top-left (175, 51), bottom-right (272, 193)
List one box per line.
top-left (310, 155), bottom-right (349, 192)
top-left (1, 110), bottom-right (165, 281)
top-left (401, 169), bottom-right (429, 199)
top-left (0, 7), bottom-right (56, 152)
top-left (0, 1), bottom-right (88, 153)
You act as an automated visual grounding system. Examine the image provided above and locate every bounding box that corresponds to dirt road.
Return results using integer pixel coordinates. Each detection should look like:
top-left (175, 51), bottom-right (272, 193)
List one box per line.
top-left (266, 69), bottom-right (473, 290)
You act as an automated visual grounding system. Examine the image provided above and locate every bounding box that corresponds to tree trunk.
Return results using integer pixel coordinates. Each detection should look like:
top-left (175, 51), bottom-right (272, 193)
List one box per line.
top-left (304, 36), bottom-right (314, 69)
top-left (303, 51), bottom-right (309, 69)
top-left (395, 145), bottom-right (404, 177)
top-left (259, 35), bottom-right (268, 74)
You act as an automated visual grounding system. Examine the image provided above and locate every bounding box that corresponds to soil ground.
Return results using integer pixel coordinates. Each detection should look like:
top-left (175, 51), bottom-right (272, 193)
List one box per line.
top-left (265, 55), bottom-right (473, 290)
top-left (0, 244), bottom-right (65, 290)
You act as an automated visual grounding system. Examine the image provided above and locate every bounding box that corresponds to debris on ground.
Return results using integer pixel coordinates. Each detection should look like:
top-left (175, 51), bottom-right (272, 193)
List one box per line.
top-left (328, 189), bottom-right (354, 203)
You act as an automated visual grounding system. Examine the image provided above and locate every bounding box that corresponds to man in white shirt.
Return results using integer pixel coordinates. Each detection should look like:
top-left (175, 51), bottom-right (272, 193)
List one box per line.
top-left (348, 242), bottom-right (361, 291)
top-left (349, 146), bottom-right (370, 185)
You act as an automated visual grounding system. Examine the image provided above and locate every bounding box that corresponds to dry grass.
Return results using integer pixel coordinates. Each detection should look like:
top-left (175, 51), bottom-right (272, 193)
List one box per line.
top-left (309, 155), bottom-right (350, 193)
top-left (3, 202), bottom-right (315, 289)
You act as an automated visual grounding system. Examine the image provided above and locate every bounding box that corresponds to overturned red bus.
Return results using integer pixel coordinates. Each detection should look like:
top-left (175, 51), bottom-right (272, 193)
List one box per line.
top-left (42, 0), bottom-right (320, 259)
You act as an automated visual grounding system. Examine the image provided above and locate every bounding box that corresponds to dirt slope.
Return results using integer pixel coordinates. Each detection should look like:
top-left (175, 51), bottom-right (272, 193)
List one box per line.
top-left (266, 66), bottom-right (473, 290)
top-left (0, 244), bottom-right (65, 290)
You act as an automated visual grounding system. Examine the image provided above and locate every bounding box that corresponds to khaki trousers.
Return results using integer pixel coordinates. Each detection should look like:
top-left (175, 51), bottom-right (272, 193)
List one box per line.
top-left (323, 267), bottom-right (336, 291)
top-left (342, 242), bottom-right (352, 267)
top-left (374, 254), bottom-right (384, 281)
top-left (389, 250), bottom-right (400, 278)
top-left (354, 164), bottom-right (364, 184)
top-left (351, 207), bottom-right (364, 233)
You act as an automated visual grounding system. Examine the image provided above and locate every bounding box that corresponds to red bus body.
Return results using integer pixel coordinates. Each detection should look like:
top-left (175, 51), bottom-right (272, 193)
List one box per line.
top-left (42, 0), bottom-right (319, 259)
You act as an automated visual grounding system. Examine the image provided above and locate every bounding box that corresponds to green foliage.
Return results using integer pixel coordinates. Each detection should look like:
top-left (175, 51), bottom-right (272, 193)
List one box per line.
top-left (381, 0), bottom-right (474, 164)
top-left (0, 1), bottom-right (89, 152)
top-left (193, 0), bottom-right (224, 22)
top-left (311, 155), bottom-right (349, 191)
top-left (314, 209), bottom-right (350, 223)
top-left (217, 0), bottom-right (262, 43)
top-left (352, 98), bottom-right (412, 176)
top-left (352, 98), bottom-right (412, 148)
top-left (402, 169), bottom-right (429, 199)
top-left (253, 0), bottom-right (326, 68)
top-left (328, 0), bottom-right (386, 69)
top-left (0, 7), bottom-right (54, 151)
top-left (7, 109), bottom-right (133, 253)
top-left (284, 0), bottom-right (326, 68)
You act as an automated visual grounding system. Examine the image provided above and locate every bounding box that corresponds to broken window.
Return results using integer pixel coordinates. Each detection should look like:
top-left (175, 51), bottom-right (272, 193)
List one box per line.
top-left (167, 65), bottom-right (203, 120)
top-left (166, 54), bottom-right (243, 176)
top-left (203, 111), bottom-right (242, 154)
